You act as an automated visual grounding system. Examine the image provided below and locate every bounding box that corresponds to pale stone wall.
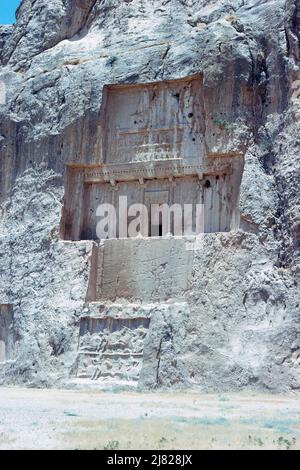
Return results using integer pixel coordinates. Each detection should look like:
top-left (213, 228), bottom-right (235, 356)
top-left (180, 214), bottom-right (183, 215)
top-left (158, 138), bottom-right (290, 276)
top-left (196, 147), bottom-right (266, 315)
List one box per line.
top-left (93, 237), bottom-right (194, 302)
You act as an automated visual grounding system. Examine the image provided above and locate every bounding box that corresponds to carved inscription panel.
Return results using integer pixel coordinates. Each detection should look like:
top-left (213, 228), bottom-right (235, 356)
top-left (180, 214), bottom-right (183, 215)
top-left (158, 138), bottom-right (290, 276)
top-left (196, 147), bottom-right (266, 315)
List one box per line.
top-left (104, 77), bottom-right (205, 164)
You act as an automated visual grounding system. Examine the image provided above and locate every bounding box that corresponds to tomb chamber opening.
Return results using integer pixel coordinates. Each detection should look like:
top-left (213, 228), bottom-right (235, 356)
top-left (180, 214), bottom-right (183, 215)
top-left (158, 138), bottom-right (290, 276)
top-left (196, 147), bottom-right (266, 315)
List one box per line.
top-left (61, 76), bottom-right (244, 241)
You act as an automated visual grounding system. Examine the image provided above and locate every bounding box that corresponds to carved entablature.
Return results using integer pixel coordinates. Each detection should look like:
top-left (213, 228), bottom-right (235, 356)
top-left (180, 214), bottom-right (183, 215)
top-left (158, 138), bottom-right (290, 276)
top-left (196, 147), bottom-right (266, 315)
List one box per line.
top-left (82, 159), bottom-right (233, 185)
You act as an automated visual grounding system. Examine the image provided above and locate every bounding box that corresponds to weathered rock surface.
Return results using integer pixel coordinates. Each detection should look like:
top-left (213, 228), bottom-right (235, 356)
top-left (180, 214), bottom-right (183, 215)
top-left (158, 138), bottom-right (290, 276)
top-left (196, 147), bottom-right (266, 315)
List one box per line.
top-left (0, 0), bottom-right (299, 391)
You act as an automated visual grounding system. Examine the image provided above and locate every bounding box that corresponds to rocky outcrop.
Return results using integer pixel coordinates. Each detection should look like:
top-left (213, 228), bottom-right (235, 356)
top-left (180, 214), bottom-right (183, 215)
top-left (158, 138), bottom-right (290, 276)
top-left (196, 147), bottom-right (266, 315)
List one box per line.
top-left (1, 0), bottom-right (98, 68)
top-left (0, 0), bottom-right (299, 391)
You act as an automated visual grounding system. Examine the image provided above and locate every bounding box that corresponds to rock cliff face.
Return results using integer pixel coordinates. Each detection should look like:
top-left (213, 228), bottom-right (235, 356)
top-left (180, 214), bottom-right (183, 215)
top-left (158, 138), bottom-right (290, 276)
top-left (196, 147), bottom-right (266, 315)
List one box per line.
top-left (0, 0), bottom-right (299, 391)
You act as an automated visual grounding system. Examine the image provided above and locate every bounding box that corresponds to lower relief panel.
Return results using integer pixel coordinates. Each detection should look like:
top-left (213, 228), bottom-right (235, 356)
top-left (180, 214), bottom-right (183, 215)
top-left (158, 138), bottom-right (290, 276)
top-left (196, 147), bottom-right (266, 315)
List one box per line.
top-left (76, 315), bottom-right (151, 382)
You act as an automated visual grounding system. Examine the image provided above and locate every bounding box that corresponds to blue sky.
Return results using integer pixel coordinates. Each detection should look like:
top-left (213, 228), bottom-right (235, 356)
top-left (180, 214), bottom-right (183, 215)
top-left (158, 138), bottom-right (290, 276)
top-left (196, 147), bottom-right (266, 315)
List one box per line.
top-left (0, 0), bottom-right (21, 24)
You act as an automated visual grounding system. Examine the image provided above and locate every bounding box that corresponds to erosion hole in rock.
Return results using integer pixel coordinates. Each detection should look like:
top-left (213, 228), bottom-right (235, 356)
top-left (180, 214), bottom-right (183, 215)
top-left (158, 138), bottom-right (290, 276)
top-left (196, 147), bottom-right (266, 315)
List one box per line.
top-left (61, 76), bottom-right (244, 241)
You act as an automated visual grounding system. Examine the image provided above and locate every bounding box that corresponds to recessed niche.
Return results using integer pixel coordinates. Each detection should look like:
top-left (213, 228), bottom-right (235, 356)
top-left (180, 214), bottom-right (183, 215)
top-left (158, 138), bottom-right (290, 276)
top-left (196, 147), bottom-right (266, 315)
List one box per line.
top-left (61, 76), bottom-right (244, 241)
top-left (0, 305), bottom-right (14, 363)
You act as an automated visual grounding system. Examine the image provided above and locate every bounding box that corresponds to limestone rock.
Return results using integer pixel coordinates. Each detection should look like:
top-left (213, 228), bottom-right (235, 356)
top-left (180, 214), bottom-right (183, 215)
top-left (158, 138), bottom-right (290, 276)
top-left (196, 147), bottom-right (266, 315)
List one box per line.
top-left (0, 0), bottom-right (299, 392)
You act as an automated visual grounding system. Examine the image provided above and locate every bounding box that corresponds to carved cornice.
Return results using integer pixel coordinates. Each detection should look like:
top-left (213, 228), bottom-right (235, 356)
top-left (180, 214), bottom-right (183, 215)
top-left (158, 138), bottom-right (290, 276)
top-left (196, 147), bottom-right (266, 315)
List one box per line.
top-left (83, 159), bottom-right (232, 184)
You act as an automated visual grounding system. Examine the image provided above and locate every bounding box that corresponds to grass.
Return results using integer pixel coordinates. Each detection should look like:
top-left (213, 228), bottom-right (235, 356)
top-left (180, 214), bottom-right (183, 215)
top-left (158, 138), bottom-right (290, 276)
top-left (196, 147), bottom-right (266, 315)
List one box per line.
top-left (63, 411), bottom-right (79, 417)
top-left (103, 440), bottom-right (119, 450)
top-left (172, 416), bottom-right (230, 426)
top-left (275, 436), bottom-right (296, 450)
top-left (1, 389), bottom-right (300, 450)
top-left (0, 433), bottom-right (16, 448)
top-left (60, 416), bottom-right (297, 450)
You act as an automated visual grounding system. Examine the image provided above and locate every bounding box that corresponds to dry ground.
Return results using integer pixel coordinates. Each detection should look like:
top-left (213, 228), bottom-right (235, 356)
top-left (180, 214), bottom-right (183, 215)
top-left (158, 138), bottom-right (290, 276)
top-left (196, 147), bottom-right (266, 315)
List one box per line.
top-left (0, 387), bottom-right (300, 450)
